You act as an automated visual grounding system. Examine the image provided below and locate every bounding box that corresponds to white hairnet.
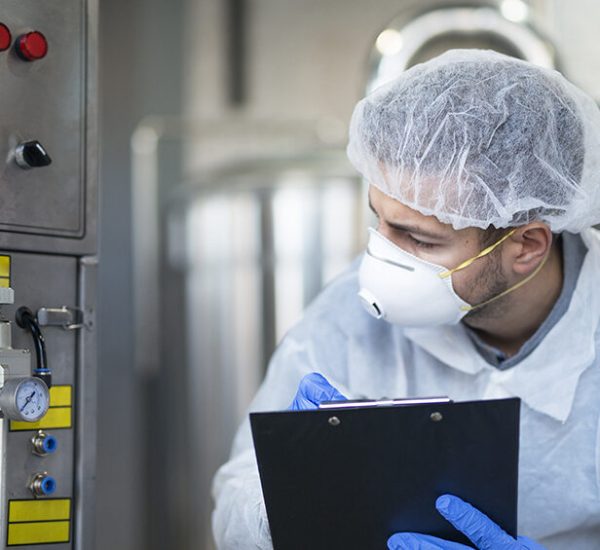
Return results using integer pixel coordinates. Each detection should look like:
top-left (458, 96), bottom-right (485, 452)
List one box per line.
top-left (347, 49), bottom-right (600, 232)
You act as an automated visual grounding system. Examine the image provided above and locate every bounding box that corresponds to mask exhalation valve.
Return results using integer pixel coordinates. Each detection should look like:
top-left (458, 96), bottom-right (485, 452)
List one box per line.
top-left (358, 289), bottom-right (384, 320)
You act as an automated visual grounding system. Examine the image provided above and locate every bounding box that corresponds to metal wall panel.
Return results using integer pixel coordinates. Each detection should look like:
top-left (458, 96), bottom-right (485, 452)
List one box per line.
top-left (1, 253), bottom-right (78, 550)
top-left (0, 0), bottom-right (97, 256)
top-left (0, 1), bottom-right (85, 237)
top-left (0, 0), bottom-right (98, 548)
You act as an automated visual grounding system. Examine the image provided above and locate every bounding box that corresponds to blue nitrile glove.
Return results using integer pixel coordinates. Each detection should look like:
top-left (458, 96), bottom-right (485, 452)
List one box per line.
top-left (288, 372), bottom-right (347, 411)
top-left (387, 494), bottom-right (546, 550)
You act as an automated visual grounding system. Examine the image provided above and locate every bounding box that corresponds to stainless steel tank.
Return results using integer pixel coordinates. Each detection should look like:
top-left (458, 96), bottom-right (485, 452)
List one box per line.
top-left (132, 130), bottom-right (363, 548)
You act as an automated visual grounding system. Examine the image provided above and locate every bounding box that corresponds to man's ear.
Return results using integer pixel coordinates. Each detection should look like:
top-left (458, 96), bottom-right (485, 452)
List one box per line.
top-left (509, 223), bottom-right (553, 275)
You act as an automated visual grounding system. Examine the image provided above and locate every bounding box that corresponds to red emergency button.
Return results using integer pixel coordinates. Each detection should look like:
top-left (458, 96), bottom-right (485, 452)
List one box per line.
top-left (0, 23), bottom-right (11, 52)
top-left (15, 31), bottom-right (48, 61)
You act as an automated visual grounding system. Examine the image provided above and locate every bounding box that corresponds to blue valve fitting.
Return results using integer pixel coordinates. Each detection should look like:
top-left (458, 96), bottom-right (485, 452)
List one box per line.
top-left (30, 473), bottom-right (56, 497)
top-left (32, 430), bottom-right (57, 456)
top-left (42, 434), bottom-right (57, 453)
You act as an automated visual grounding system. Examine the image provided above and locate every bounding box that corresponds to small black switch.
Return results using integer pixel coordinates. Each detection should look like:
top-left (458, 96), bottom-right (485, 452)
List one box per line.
top-left (15, 141), bottom-right (52, 169)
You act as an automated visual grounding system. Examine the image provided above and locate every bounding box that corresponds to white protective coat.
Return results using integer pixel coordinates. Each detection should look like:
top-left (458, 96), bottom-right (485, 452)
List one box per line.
top-left (212, 228), bottom-right (600, 550)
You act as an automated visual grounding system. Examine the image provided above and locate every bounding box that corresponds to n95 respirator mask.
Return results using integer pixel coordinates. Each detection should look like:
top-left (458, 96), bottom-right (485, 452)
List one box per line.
top-left (357, 227), bottom-right (532, 328)
top-left (358, 228), bottom-right (471, 327)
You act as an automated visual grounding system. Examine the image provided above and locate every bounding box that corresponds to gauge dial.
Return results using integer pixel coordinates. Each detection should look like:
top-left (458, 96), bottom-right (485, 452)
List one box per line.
top-left (16, 378), bottom-right (50, 421)
top-left (0, 377), bottom-right (50, 422)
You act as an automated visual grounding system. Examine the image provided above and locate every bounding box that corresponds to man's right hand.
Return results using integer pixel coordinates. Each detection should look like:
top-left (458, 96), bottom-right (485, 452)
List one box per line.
top-left (288, 372), bottom-right (347, 411)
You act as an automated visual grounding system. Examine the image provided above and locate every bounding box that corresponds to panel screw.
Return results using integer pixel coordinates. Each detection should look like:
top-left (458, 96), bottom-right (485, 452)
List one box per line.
top-left (430, 412), bottom-right (443, 422)
top-left (328, 416), bottom-right (341, 426)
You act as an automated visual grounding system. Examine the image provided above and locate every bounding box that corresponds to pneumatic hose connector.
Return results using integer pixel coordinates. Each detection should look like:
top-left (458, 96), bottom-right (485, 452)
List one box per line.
top-left (15, 306), bottom-right (51, 389)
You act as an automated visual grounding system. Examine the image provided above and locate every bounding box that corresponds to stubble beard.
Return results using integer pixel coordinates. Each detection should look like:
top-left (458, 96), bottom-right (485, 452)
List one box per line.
top-left (462, 250), bottom-right (511, 326)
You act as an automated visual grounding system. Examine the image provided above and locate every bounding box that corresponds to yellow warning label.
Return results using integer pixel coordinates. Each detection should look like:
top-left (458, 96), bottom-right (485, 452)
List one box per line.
top-left (0, 256), bottom-right (10, 279)
top-left (10, 385), bottom-right (73, 431)
top-left (7, 499), bottom-right (71, 545)
top-left (0, 278), bottom-right (9, 288)
top-left (11, 407), bottom-right (71, 431)
top-left (49, 385), bottom-right (72, 407)
top-left (7, 520), bottom-right (70, 545)
top-left (9, 499), bottom-right (70, 522)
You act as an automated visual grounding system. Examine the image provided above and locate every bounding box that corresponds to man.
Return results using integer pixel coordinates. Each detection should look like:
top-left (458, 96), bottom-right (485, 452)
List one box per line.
top-left (212, 49), bottom-right (600, 549)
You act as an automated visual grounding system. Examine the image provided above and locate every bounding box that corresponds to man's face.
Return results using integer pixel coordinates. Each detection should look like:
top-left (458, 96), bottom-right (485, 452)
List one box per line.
top-left (368, 185), bottom-right (509, 318)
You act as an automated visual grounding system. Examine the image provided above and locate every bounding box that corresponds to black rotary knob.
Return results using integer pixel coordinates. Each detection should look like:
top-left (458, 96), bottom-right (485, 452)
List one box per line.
top-left (15, 141), bottom-right (52, 169)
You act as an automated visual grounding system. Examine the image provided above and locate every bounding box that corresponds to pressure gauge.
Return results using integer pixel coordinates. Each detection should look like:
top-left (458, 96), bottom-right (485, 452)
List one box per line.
top-left (0, 377), bottom-right (50, 422)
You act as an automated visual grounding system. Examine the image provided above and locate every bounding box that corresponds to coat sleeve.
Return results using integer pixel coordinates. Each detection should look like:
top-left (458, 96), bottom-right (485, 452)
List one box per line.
top-left (211, 445), bottom-right (273, 549)
top-left (211, 314), bottom-right (353, 549)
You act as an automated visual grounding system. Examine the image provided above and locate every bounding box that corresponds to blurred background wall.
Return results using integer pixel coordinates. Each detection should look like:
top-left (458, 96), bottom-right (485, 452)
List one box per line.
top-left (97, 0), bottom-right (184, 548)
top-left (96, 1), bottom-right (600, 549)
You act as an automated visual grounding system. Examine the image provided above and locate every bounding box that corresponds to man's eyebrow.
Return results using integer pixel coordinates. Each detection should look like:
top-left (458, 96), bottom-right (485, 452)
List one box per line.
top-left (368, 195), bottom-right (448, 241)
top-left (386, 221), bottom-right (449, 241)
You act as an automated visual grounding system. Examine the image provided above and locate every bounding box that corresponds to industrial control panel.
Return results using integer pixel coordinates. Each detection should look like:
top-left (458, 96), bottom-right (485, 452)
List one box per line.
top-left (0, 1), bottom-right (97, 548)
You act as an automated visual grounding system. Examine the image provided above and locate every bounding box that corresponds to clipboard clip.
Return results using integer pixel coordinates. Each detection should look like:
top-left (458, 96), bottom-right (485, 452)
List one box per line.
top-left (318, 396), bottom-right (452, 410)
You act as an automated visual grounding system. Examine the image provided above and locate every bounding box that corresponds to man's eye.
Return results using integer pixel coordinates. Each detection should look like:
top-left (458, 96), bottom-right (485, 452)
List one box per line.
top-left (408, 235), bottom-right (435, 249)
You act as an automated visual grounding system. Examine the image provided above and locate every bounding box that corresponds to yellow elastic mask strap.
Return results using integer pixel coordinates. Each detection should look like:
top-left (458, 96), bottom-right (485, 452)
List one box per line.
top-left (460, 250), bottom-right (550, 312)
top-left (439, 229), bottom-right (517, 279)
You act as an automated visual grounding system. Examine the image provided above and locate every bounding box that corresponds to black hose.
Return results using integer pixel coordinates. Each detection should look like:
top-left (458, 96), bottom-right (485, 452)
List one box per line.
top-left (15, 307), bottom-right (51, 389)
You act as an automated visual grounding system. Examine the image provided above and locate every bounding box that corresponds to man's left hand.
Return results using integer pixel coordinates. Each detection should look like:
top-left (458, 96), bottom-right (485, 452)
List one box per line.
top-left (288, 372), bottom-right (347, 411)
top-left (387, 494), bottom-right (546, 550)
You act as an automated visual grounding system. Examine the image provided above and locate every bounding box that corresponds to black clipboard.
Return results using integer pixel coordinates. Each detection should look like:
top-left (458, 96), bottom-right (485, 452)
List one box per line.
top-left (250, 397), bottom-right (520, 550)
